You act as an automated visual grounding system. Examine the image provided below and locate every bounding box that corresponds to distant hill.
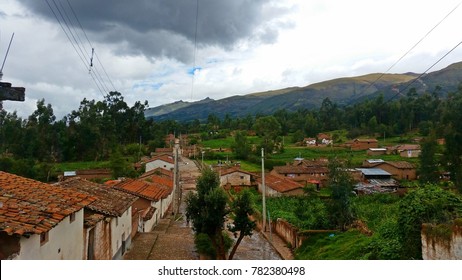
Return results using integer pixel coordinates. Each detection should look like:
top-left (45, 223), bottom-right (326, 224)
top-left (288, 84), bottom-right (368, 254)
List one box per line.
top-left (145, 61), bottom-right (462, 122)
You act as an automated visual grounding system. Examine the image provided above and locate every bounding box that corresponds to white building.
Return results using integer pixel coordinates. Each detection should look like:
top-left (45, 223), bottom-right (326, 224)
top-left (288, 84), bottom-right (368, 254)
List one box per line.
top-left (0, 171), bottom-right (95, 260)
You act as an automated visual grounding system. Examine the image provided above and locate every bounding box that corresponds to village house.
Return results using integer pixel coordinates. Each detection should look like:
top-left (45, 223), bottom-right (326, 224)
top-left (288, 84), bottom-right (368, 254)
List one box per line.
top-left (317, 133), bottom-right (333, 146)
top-left (362, 159), bottom-right (417, 180)
top-left (219, 168), bottom-right (255, 191)
top-left (303, 137), bottom-right (317, 146)
top-left (345, 138), bottom-right (378, 150)
top-left (55, 177), bottom-right (137, 260)
top-left (387, 144), bottom-right (421, 158)
top-left (144, 154), bottom-right (175, 173)
top-left (354, 168), bottom-right (399, 194)
top-left (271, 159), bottom-right (329, 188)
top-left (109, 177), bottom-right (173, 233)
top-left (367, 148), bottom-right (387, 156)
top-left (256, 174), bottom-right (305, 197)
top-left (0, 171), bottom-right (95, 260)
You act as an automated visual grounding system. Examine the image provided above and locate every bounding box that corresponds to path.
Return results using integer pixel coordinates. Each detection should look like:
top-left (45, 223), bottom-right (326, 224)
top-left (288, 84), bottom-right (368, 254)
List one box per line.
top-left (124, 156), bottom-right (291, 260)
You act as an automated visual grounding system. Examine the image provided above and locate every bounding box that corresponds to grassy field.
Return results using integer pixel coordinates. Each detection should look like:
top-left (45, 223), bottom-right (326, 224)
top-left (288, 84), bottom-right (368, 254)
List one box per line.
top-left (54, 161), bottom-right (110, 172)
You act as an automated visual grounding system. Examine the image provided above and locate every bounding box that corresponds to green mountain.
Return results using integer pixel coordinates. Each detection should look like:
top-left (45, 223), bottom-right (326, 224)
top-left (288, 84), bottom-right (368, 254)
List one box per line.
top-left (145, 61), bottom-right (462, 122)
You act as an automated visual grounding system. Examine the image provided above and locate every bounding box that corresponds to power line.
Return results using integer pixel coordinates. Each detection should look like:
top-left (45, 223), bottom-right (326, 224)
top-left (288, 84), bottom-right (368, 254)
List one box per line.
top-left (190, 0), bottom-right (199, 101)
top-left (65, 0), bottom-right (117, 92)
top-left (352, 1), bottom-right (461, 101)
top-left (45, 0), bottom-right (106, 98)
top-left (384, 38), bottom-right (462, 104)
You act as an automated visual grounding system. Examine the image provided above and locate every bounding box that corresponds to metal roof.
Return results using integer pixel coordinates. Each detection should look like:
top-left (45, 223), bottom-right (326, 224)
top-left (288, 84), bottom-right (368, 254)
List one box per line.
top-left (356, 168), bottom-right (391, 176)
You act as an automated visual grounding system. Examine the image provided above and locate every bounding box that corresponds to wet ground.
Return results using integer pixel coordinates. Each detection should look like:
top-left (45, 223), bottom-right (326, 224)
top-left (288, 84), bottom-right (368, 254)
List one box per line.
top-left (124, 156), bottom-right (288, 260)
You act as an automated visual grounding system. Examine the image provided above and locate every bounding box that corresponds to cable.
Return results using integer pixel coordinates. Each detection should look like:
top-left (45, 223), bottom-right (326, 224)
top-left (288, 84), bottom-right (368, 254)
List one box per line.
top-left (190, 0), bottom-right (199, 101)
top-left (352, 1), bottom-right (462, 101)
top-left (384, 38), bottom-right (462, 104)
top-left (45, 0), bottom-right (106, 97)
top-left (66, 0), bottom-right (117, 92)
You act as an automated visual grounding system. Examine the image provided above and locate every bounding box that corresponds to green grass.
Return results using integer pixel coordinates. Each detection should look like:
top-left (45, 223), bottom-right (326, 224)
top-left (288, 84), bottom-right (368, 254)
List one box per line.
top-left (54, 161), bottom-right (110, 172)
top-left (295, 230), bottom-right (372, 260)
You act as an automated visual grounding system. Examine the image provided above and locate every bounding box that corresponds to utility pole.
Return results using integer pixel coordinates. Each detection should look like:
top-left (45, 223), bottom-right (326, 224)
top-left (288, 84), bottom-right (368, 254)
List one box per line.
top-left (1, 33), bottom-right (25, 110)
top-left (261, 148), bottom-right (266, 232)
top-left (172, 138), bottom-right (180, 215)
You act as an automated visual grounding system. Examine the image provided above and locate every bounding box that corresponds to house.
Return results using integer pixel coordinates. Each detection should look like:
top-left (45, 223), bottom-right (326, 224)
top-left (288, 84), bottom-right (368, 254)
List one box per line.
top-left (317, 133), bottom-right (333, 146)
top-left (109, 177), bottom-right (173, 233)
top-left (367, 148), bottom-right (387, 156)
top-left (219, 168), bottom-right (254, 191)
top-left (345, 138), bottom-right (378, 150)
top-left (303, 138), bottom-right (316, 146)
top-left (271, 164), bottom-right (328, 187)
top-left (145, 154), bottom-right (175, 172)
top-left (256, 174), bottom-right (305, 197)
top-left (55, 177), bottom-right (137, 260)
top-left (362, 159), bottom-right (416, 180)
top-left (354, 168), bottom-right (399, 194)
top-left (0, 171), bottom-right (95, 260)
top-left (139, 167), bottom-right (173, 180)
top-left (399, 145), bottom-right (421, 158)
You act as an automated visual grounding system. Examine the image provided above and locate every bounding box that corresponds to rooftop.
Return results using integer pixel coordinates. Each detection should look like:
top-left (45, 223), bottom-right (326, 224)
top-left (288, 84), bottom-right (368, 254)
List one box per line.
top-left (55, 177), bottom-right (138, 217)
top-left (0, 171), bottom-right (95, 236)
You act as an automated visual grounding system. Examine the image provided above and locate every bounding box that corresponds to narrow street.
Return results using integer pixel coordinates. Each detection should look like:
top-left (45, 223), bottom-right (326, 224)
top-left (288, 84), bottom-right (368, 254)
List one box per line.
top-left (125, 156), bottom-right (288, 260)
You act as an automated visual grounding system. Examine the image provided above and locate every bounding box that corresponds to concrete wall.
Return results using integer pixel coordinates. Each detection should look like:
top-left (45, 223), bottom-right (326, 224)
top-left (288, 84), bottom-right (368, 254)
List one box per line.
top-left (220, 172), bottom-right (251, 187)
top-left (422, 223), bottom-right (462, 260)
top-left (14, 209), bottom-right (85, 260)
top-left (111, 207), bottom-right (132, 260)
top-left (145, 160), bottom-right (174, 173)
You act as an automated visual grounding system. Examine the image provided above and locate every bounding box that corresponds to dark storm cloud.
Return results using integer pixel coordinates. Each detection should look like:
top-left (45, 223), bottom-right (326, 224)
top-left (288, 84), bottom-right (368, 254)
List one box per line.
top-left (17, 0), bottom-right (290, 62)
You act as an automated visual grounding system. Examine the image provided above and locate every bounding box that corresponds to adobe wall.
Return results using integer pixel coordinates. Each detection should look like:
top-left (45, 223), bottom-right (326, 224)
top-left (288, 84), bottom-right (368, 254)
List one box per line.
top-left (421, 223), bottom-right (462, 260)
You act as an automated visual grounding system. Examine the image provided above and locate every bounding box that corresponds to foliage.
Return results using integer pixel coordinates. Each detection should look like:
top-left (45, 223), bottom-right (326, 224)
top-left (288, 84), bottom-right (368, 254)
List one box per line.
top-left (227, 190), bottom-right (257, 260)
top-left (327, 157), bottom-right (355, 230)
top-left (397, 184), bottom-right (462, 259)
top-left (231, 131), bottom-right (251, 160)
top-left (185, 168), bottom-right (229, 259)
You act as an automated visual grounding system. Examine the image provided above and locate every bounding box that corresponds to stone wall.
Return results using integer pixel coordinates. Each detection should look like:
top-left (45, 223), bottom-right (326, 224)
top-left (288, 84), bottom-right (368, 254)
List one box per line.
top-left (421, 223), bottom-right (462, 260)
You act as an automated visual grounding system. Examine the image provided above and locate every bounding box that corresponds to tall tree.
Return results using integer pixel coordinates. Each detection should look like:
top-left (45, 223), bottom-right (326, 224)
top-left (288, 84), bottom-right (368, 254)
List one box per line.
top-left (227, 190), bottom-right (256, 260)
top-left (231, 131), bottom-right (251, 160)
top-left (185, 168), bottom-right (229, 259)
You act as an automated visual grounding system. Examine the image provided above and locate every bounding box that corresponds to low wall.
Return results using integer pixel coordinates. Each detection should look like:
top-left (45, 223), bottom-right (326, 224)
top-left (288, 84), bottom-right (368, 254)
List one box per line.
top-left (421, 223), bottom-right (462, 260)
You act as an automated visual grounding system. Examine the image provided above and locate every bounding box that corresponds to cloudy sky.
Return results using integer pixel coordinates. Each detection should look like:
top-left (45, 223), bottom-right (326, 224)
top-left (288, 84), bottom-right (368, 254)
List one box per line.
top-left (1, 0), bottom-right (462, 119)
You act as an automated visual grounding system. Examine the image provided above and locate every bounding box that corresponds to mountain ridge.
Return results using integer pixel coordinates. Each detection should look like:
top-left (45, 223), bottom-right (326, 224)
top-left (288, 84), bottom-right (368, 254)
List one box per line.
top-left (145, 61), bottom-right (462, 122)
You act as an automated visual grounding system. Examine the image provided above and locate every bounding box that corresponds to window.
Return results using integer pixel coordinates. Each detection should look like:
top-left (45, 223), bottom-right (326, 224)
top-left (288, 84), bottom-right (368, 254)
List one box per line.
top-left (40, 231), bottom-right (49, 246)
top-left (69, 212), bottom-right (76, 223)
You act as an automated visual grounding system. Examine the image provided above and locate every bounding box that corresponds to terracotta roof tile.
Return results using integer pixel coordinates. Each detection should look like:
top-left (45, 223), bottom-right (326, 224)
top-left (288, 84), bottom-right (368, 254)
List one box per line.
top-left (112, 178), bottom-right (172, 201)
top-left (257, 174), bottom-right (304, 193)
top-left (56, 177), bottom-right (137, 217)
top-left (0, 171), bottom-right (96, 236)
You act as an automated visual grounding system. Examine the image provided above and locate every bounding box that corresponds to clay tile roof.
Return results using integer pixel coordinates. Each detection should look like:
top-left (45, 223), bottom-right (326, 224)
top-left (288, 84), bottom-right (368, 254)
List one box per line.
top-left (112, 178), bottom-right (172, 201)
top-left (220, 168), bottom-right (254, 177)
top-left (257, 174), bottom-right (304, 193)
top-left (145, 154), bottom-right (174, 165)
top-left (385, 161), bottom-right (415, 169)
top-left (139, 168), bottom-right (173, 180)
top-left (56, 177), bottom-right (137, 217)
top-left (273, 165), bottom-right (328, 174)
top-left (0, 171), bottom-right (96, 236)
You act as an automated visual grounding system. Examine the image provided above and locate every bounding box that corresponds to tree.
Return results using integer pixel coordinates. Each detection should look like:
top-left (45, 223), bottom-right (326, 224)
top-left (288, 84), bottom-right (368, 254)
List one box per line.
top-left (327, 157), bottom-right (355, 230)
top-left (231, 131), bottom-right (251, 160)
top-left (419, 134), bottom-right (440, 184)
top-left (185, 168), bottom-right (229, 259)
top-left (253, 116), bottom-right (282, 154)
top-left (397, 185), bottom-right (462, 259)
top-left (227, 190), bottom-right (256, 260)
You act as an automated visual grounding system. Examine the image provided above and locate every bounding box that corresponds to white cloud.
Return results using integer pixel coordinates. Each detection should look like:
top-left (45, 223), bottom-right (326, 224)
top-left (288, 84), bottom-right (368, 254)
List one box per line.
top-left (2, 0), bottom-right (462, 119)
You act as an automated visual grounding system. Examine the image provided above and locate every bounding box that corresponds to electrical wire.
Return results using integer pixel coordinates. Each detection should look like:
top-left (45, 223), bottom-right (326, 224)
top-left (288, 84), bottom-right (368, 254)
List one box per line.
top-left (384, 38), bottom-right (462, 104)
top-left (351, 1), bottom-right (462, 102)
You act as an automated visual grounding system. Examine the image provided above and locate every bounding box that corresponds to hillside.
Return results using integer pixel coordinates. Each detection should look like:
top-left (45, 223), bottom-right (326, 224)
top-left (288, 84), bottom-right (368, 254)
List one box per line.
top-left (145, 62), bottom-right (462, 122)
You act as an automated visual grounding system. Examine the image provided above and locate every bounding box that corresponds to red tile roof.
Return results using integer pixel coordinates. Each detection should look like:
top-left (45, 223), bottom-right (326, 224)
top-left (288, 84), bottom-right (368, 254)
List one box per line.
top-left (139, 168), bottom-right (173, 180)
top-left (219, 168), bottom-right (254, 177)
top-left (145, 154), bottom-right (174, 165)
top-left (0, 171), bottom-right (96, 236)
top-left (257, 174), bottom-right (304, 193)
top-left (56, 177), bottom-right (137, 217)
top-left (112, 178), bottom-right (172, 201)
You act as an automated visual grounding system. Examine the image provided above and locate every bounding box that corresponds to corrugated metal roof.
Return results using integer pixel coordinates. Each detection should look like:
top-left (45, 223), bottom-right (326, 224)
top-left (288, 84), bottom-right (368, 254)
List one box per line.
top-left (356, 168), bottom-right (391, 176)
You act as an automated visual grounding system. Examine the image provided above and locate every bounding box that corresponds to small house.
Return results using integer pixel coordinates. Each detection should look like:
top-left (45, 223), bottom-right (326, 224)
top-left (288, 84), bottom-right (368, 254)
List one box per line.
top-left (256, 174), bottom-right (304, 197)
